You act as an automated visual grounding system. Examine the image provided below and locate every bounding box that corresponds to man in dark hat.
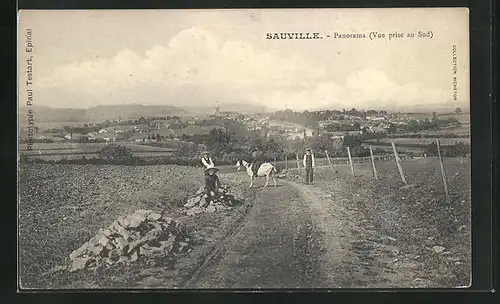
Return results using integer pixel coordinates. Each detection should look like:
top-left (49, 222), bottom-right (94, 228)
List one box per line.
top-left (204, 167), bottom-right (222, 196)
top-left (302, 148), bottom-right (315, 185)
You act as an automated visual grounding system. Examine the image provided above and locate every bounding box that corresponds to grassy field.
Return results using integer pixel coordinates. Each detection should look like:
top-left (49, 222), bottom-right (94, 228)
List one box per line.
top-left (438, 113), bottom-right (470, 123)
top-left (19, 142), bottom-right (176, 152)
top-left (18, 163), bottom-right (256, 289)
top-left (18, 142), bottom-right (177, 160)
top-left (18, 156), bottom-right (471, 288)
top-left (131, 125), bottom-right (221, 140)
top-left (18, 121), bottom-right (100, 132)
top-left (416, 124), bottom-right (470, 135)
top-left (365, 137), bottom-right (470, 145)
top-left (309, 157), bottom-right (471, 287)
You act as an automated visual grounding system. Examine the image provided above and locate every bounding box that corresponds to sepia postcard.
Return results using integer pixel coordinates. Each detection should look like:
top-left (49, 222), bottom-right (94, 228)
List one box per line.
top-left (17, 8), bottom-right (471, 290)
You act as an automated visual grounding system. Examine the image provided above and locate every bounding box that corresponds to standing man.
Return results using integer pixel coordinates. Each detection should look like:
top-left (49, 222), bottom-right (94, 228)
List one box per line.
top-left (303, 148), bottom-right (315, 185)
top-left (201, 151), bottom-right (215, 175)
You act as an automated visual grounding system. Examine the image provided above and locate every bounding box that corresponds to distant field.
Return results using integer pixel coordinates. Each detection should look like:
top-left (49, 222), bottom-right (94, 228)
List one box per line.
top-left (438, 113), bottom-right (470, 123)
top-left (19, 142), bottom-right (175, 152)
top-left (365, 137), bottom-right (470, 146)
top-left (19, 142), bottom-right (109, 152)
top-left (421, 125), bottom-right (470, 136)
top-left (131, 125), bottom-right (220, 140)
top-left (18, 121), bottom-right (100, 132)
top-left (28, 154), bottom-right (101, 161)
top-left (19, 142), bottom-right (176, 160)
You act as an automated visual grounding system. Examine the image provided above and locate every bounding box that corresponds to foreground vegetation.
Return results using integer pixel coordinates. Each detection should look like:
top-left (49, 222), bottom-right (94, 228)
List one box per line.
top-left (312, 157), bottom-right (471, 287)
top-left (18, 163), bottom-right (256, 289)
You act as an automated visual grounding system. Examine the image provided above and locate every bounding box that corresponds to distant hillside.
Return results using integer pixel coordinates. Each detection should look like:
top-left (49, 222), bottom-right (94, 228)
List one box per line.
top-left (18, 106), bottom-right (86, 123)
top-left (18, 104), bottom-right (187, 124)
top-left (183, 102), bottom-right (275, 114)
top-left (84, 105), bottom-right (187, 120)
top-left (315, 101), bottom-right (469, 113)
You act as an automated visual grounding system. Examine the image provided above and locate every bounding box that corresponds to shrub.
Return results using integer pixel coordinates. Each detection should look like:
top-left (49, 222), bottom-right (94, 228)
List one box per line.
top-left (98, 144), bottom-right (134, 163)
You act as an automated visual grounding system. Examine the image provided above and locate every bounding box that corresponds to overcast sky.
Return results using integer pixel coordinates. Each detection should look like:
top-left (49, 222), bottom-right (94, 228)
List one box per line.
top-left (18, 8), bottom-right (469, 111)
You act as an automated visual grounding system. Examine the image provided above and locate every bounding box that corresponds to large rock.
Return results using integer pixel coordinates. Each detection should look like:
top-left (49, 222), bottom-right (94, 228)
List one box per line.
top-left (140, 228), bottom-right (163, 243)
top-left (108, 248), bottom-right (124, 259)
top-left (70, 256), bottom-right (92, 272)
top-left (432, 245), bottom-right (446, 254)
top-left (117, 216), bottom-right (129, 227)
top-left (98, 236), bottom-right (111, 247)
top-left (126, 213), bottom-right (147, 228)
top-left (130, 250), bottom-right (139, 262)
top-left (147, 212), bottom-right (162, 221)
top-left (199, 197), bottom-right (209, 208)
top-left (178, 241), bottom-right (189, 252)
top-left (161, 216), bottom-right (174, 225)
top-left (148, 221), bottom-right (163, 231)
top-left (110, 220), bottom-right (124, 233)
top-left (113, 237), bottom-right (128, 249)
top-left (141, 246), bottom-right (154, 256)
top-left (127, 228), bottom-right (161, 252)
top-left (113, 225), bottom-right (130, 240)
top-left (184, 197), bottom-right (198, 208)
top-left (215, 205), bottom-right (227, 212)
top-left (118, 256), bottom-right (130, 264)
top-left (88, 236), bottom-right (100, 247)
top-left (104, 241), bottom-right (115, 251)
top-left (90, 245), bottom-right (105, 255)
top-left (101, 228), bottom-right (113, 237)
top-left (70, 242), bottom-right (89, 260)
top-left (160, 222), bottom-right (173, 230)
top-left (159, 236), bottom-right (176, 252)
top-left (135, 209), bottom-right (152, 217)
top-left (195, 187), bottom-right (205, 195)
top-left (206, 206), bottom-right (216, 213)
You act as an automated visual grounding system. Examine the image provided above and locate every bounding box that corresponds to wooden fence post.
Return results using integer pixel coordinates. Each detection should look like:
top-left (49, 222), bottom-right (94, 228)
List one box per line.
top-left (325, 150), bottom-right (335, 172)
top-left (369, 146), bottom-right (379, 180)
top-left (436, 140), bottom-right (450, 203)
top-left (285, 156), bottom-right (288, 171)
top-left (391, 142), bottom-right (408, 185)
top-left (295, 153), bottom-right (301, 175)
top-left (346, 147), bottom-right (355, 176)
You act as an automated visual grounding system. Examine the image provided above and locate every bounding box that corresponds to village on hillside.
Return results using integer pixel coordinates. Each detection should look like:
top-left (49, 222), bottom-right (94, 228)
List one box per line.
top-left (18, 103), bottom-right (471, 165)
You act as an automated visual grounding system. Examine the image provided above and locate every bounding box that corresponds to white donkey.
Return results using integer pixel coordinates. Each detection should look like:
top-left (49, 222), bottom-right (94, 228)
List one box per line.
top-left (236, 159), bottom-right (277, 188)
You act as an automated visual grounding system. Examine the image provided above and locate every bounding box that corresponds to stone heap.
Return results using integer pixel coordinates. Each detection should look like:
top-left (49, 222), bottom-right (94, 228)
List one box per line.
top-left (276, 169), bottom-right (288, 178)
top-left (69, 209), bottom-right (190, 272)
top-left (184, 186), bottom-right (240, 216)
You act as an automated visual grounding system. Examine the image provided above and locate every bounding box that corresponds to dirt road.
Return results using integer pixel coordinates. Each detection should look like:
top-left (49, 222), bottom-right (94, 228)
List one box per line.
top-left (187, 183), bottom-right (322, 288)
top-left (186, 174), bottom-right (438, 289)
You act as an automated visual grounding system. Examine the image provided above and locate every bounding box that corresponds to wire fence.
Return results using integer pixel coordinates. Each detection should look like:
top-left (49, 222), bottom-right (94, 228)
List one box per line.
top-left (276, 141), bottom-right (471, 203)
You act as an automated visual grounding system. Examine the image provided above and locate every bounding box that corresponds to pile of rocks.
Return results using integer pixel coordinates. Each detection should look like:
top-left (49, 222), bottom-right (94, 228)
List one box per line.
top-left (276, 169), bottom-right (289, 178)
top-left (69, 209), bottom-right (190, 272)
top-left (184, 186), bottom-right (240, 216)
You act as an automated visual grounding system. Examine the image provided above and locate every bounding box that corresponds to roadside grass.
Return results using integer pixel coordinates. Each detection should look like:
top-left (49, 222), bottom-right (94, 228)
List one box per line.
top-left (313, 157), bottom-right (471, 287)
top-left (18, 164), bottom-right (254, 289)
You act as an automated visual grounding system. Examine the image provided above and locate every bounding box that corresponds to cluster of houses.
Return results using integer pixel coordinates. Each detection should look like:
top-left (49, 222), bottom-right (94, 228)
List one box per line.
top-left (236, 113), bottom-right (393, 142)
top-left (239, 116), bottom-right (314, 140)
top-left (24, 107), bottom-right (434, 146)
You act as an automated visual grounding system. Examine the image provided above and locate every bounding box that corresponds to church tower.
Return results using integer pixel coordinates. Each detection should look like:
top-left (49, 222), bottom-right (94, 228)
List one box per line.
top-left (215, 102), bottom-right (221, 116)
